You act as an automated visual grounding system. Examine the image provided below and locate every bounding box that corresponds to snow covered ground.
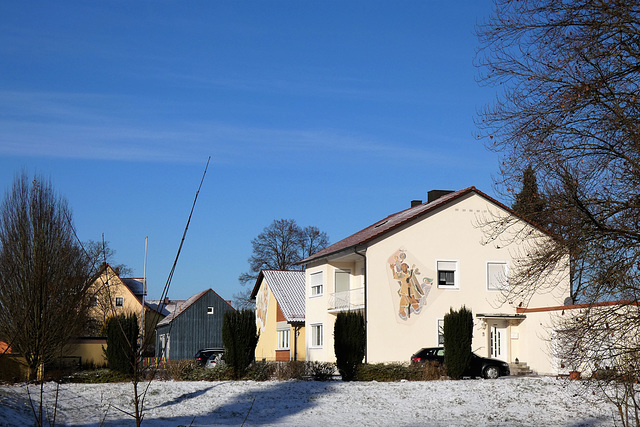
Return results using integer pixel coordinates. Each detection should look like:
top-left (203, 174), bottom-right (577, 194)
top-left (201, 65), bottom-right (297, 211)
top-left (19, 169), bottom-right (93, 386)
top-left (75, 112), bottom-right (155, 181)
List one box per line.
top-left (0, 376), bottom-right (617, 426)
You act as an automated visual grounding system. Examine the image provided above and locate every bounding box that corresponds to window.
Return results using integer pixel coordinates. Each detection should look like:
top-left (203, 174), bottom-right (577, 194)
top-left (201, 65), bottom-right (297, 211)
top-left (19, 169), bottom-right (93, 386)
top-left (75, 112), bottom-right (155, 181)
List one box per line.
top-left (335, 269), bottom-right (350, 293)
top-left (310, 271), bottom-right (323, 297)
top-left (310, 324), bottom-right (323, 347)
top-left (437, 319), bottom-right (445, 346)
top-left (277, 329), bottom-right (290, 350)
top-left (487, 262), bottom-right (508, 291)
top-left (207, 306), bottom-right (214, 315)
top-left (437, 261), bottom-right (458, 288)
top-left (115, 297), bottom-right (124, 307)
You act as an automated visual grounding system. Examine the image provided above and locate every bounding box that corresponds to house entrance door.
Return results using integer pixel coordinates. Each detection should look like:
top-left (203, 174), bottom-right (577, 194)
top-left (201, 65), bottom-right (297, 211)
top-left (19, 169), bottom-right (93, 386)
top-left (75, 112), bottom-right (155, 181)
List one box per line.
top-left (490, 323), bottom-right (508, 362)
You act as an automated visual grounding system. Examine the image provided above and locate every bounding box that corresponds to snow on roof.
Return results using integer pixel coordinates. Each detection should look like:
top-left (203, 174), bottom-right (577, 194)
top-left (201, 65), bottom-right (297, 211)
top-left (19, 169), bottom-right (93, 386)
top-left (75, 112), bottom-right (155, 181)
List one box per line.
top-left (155, 288), bottom-right (235, 327)
top-left (145, 299), bottom-right (183, 317)
top-left (156, 289), bottom-right (209, 327)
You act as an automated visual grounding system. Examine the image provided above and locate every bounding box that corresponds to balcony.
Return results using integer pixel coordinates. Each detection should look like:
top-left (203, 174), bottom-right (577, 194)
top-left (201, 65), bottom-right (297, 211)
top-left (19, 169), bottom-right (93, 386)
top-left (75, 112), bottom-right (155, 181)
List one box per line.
top-left (328, 287), bottom-right (365, 312)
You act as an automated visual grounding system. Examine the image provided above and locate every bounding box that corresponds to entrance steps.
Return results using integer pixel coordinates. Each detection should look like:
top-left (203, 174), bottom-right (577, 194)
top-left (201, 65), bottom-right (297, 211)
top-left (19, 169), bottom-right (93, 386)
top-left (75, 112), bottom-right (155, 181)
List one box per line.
top-left (509, 361), bottom-right (533, 376)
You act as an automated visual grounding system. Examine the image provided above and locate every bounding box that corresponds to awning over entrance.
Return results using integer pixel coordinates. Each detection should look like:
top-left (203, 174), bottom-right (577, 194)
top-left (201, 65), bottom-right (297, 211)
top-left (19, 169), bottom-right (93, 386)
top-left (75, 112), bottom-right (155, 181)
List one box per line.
top-left (476, 314), bottom-right (526, 320)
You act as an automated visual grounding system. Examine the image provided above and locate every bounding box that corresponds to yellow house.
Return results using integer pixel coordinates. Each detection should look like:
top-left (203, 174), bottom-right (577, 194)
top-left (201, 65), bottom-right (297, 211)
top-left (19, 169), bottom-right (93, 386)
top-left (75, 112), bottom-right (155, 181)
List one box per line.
top-left (66, 263), bottom-right (161, 367)
top-left (251, 270), bottom-right (305, 362)
top-left (87, 263), bottom-right (147, 335)
top-left (299, 187), bottom-right (571, 375)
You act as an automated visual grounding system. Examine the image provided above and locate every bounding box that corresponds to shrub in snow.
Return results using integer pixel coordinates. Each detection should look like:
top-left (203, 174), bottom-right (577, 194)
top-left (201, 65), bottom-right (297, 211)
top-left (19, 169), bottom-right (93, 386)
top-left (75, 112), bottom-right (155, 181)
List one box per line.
top-left (357, 361), bottom-right (445, 382)
top-left (103, 313), bottom-right (138, 375)
top-left (443, 306), bottom-right (473, 380)
top-left (222, 309), bottom-right (259, 379)
top-left (306, 361), bottom-right (335, 381)
top-left (334, 311), bottom-right (366, 381)
top-left (245, 360), bottom-right (274, 381)
top-left (275, 360), bottom-right (306, 380)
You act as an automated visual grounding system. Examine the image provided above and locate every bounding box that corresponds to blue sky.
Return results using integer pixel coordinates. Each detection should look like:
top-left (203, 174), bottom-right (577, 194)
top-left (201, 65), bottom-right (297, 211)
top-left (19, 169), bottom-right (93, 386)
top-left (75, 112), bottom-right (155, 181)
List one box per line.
top-left (0, 1), bottom-right (501, 303)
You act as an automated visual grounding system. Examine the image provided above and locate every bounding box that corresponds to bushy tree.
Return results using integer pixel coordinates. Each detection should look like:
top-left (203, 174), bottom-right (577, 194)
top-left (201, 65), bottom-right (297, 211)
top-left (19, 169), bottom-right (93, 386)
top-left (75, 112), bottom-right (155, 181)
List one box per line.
top-left (235, 219), bottom-right (329, 308)
top-left (222, 309), bottom-right (258, 379)
top-left (334, 311), bottom-right (366, 381)
top-left (103, 313), bottom-right (139, 375)
top-left (443, 306), bottom-right (473, 380)
top-left (0, 173), bottom-right (94, 380)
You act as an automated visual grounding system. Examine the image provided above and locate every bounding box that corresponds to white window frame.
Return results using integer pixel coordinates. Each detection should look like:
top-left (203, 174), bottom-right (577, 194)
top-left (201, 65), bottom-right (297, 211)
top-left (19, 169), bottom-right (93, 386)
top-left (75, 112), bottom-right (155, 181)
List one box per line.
top-left (437, 318), bottom-right (445, 346)
top-left (310, 323), bottom-right (323, 348)
top-left (277, 328), bottom-right (290, 350)
top-left (437, 260), bottom-right (459, 289)
top-left (487, 262), bottom-right (508, 291)
top-left (207, 306), bottom-right (214, 315)
top-left (115, 296), bottom-right (124, 307)
top-left (310, 271), bottom-right (323, 297)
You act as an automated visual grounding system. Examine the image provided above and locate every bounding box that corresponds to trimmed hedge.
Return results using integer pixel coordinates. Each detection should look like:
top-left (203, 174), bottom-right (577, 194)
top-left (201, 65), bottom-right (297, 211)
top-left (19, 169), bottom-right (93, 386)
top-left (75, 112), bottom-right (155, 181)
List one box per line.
top-left (64, 360), bottom-right (448, 383)
top-left (357, 362), bottom-right (445, 382)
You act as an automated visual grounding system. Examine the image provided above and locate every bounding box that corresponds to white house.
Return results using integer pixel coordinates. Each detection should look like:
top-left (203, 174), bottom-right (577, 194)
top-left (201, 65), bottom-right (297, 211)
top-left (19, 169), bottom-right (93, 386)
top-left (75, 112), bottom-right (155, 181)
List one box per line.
top-left (299, 187), bottom-right (570, 375)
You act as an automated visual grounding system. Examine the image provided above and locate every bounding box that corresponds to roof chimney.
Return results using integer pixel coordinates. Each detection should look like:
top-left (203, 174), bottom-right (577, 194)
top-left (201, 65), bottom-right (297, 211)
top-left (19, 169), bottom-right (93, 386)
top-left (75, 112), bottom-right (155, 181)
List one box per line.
top-left (411, 200), bottom-right (422, 208)
top-left (427, 190), bottom-right (454, 203)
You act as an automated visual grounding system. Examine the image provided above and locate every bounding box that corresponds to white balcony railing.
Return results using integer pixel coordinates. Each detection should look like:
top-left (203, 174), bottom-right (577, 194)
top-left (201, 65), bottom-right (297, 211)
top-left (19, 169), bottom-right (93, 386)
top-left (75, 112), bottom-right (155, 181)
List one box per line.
top-left (328, 287), bottom-right (365, 311)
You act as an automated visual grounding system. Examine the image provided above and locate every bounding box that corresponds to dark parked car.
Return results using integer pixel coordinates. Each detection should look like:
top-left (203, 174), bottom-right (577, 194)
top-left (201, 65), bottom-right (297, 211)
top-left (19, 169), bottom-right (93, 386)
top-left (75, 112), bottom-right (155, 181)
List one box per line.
top-left (411, 347), bottom-right (510, 379)
top-left (194, 348), bottom-right (224, 366)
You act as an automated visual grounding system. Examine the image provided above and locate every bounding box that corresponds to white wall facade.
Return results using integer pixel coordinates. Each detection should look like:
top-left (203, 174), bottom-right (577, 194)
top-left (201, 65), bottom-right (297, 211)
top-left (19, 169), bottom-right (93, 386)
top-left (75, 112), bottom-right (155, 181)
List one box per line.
top-left (305, 192), bottom-right (570, 375)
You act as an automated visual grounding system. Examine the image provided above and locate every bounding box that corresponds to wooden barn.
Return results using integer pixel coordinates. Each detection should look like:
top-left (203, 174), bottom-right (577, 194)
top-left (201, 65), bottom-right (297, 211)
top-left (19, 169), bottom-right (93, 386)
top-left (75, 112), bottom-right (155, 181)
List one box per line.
top-left (155, 289), bottom-right (235, 361)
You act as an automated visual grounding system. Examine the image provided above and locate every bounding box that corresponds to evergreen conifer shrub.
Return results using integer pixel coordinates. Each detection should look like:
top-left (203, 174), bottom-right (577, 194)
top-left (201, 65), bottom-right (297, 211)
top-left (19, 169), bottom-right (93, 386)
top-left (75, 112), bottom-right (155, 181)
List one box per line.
top-left (222, 309), bottom-right (259, 379)
top-left (443, 306), bottom-right (473, 380)
top-left (333, 311), bottom-right (366, 381)
top-left (103, 313), bottom-right (139, 375)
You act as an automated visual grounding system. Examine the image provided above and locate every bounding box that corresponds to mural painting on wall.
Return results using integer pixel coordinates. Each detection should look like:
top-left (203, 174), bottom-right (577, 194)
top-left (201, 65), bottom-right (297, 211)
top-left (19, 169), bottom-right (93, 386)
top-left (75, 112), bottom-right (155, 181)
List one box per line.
top-left (387, 248), bottom-right (433, 322)
top-left (256, 282), bottom-right (269, 331)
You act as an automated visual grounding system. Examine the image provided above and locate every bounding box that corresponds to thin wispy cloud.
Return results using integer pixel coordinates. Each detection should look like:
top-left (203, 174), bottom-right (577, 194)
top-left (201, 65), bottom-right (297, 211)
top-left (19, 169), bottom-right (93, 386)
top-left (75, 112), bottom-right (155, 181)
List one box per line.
top-left (0, 89), bottom-right (477, 168)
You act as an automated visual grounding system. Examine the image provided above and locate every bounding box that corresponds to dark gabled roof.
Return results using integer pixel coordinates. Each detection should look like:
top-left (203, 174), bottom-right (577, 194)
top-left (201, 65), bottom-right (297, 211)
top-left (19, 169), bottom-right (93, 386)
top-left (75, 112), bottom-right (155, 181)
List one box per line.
top-left (121, 278), bottom-right (145, 297)
top-left (250, 269), bottom-right (305, 323)
top-left (157, 288), bottom-right (235, 327)
top-left (299, 186), bottom-right (546, 265)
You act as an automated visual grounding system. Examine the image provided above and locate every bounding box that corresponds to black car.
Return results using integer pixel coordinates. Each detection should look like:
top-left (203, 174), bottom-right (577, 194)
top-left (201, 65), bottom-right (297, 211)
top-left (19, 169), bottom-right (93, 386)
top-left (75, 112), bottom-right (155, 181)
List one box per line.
top-left (194, 348), bottom-right (223, 366)
top-left (411, 347), bottom-right (510, 379)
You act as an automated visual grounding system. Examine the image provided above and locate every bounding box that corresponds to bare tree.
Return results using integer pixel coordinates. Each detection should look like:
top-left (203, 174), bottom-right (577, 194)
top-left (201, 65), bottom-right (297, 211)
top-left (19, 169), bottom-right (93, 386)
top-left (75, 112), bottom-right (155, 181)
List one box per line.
top-left (235, 219), bottom-right (329, 308)
top-left (0, 173), bottom-right (94, 380)
top-left (84, 239), bottom-right (133, 277)
top-left (476, 1), bottom-right (640, 424)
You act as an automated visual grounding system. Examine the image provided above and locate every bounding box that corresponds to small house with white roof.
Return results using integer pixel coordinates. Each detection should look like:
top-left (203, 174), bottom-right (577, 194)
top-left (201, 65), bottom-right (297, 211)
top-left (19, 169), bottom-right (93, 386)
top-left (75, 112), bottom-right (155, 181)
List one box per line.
top-left (251, 269), bottom-right (306, 362)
